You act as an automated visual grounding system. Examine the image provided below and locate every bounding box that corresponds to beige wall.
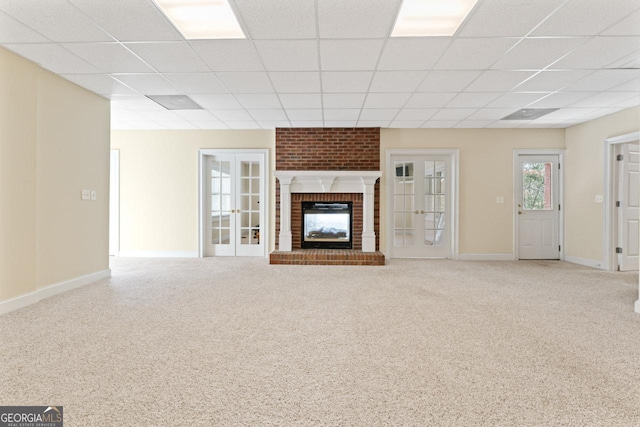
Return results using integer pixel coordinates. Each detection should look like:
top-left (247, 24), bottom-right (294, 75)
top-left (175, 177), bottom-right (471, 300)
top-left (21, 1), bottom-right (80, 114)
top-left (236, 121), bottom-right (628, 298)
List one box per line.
top-left (381, 129), bottom-right (565, 256)
top-left (0, 47), bottom-right (110, 302)
top-left (564, 106), bottom-right (640, 265)
top-left (110, 130), bottom-right (275, 255)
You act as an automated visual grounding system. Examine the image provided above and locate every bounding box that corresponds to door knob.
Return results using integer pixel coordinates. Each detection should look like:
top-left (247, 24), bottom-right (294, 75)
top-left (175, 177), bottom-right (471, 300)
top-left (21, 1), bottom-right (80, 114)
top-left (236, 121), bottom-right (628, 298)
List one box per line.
top-left (414, 210), bottom-right (419, 214)
top-left (518, 211), bottom-right (523, 215)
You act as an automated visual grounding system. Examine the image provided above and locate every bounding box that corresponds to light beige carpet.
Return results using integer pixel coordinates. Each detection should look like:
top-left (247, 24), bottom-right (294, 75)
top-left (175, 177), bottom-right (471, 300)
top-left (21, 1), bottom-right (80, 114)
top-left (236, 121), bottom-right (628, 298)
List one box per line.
top-left (1, 258), bottom-right (639, 426)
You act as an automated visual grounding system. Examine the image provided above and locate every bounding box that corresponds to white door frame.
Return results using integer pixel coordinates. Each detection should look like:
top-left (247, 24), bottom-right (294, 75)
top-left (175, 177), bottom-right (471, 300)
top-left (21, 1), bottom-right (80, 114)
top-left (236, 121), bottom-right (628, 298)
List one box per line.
top-left (109, 149), bottom-right (120, 257)
top-left (604, 131), bottom-right (640, 271)
top-left (385, 149), bottom-right (459, 259)
top-left (513, 149), bottom-right (565, 261)
top-left (198, 149), bottom-right (269, 258)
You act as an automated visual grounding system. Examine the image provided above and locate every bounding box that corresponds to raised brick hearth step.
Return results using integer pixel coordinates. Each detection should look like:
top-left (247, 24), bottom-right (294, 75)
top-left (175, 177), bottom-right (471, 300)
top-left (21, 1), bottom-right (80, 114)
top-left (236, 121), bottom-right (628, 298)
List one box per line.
top-left (270, 250), bottom-right (385, 266)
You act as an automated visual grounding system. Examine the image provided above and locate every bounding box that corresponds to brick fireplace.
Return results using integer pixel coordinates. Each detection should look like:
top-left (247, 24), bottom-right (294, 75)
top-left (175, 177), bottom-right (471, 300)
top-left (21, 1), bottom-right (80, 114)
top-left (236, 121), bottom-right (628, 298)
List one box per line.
top-left (270, 128), bottom-right (384, 265)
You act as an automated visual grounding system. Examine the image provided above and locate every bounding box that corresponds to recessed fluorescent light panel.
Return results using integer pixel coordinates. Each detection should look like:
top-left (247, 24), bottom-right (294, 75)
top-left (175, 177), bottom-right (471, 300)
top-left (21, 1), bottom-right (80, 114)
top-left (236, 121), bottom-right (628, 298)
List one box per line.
top-left (147, 95), bottom-right (203, 110)
top-left (391, 0), bottom-right (479, 37)
top-left (152, 0), bottom-right (245, 39)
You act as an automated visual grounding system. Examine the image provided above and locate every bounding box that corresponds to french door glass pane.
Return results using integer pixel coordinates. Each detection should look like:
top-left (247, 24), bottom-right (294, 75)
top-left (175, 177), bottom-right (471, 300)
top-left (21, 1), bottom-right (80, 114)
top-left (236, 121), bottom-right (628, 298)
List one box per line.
top-left (424, 161), bottom-right (446, 246)
top-left (394, 161), bottom-right (415, 247)
top-left (239, 160), bottom-right (260, 246)
top-left (211, 160), bottom-right (231, 246)
top-left (522, 162), bottom-right (552, 210)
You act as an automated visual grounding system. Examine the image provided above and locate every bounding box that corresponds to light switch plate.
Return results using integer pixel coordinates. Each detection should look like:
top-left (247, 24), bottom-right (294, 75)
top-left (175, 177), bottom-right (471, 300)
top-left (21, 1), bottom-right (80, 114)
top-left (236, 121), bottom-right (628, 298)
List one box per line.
top-left (496, 196), bottom-right (505, 204)
top-left (595, 195), bottom-right (603, 203)
top-left (91, 190), bottom-right (97, 201)
top-left (81, 189), bottom-right (90, 200)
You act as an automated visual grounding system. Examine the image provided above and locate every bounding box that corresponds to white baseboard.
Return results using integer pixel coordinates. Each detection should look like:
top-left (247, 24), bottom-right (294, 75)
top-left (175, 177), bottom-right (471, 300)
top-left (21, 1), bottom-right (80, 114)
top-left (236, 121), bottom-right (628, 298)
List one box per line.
top-left (564, 256), bottom-right (604, 270)
top-left (0, 269), bottom-right (111, 316)
top-left (118, 251), bottom-right (198, 258)
top-left (635, 300), bottom-right (640, 314)
top-left (457, 253), bottom-right (515, 261)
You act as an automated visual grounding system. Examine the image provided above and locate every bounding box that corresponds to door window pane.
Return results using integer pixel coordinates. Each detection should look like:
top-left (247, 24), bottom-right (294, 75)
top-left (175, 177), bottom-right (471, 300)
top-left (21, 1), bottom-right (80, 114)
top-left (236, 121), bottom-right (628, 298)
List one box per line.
top-left (522, 162), bottom-right (552, 210)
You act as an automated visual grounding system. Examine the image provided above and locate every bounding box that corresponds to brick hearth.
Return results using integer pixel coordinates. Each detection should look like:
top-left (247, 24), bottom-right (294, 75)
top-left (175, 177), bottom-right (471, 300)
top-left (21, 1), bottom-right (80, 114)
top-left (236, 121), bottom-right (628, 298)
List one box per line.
top-left (270, 250), bottom-right (385, 266)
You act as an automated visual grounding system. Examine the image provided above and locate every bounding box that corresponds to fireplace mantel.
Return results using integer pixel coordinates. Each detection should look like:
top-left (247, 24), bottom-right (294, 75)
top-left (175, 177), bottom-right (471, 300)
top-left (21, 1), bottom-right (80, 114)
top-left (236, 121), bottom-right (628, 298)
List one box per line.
top-left (274, 170), bottom-right (382, 252)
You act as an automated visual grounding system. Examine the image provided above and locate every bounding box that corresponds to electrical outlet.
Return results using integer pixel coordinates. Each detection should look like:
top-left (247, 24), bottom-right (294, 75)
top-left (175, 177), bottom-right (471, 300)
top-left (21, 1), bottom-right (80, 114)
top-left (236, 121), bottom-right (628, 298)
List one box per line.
top-left (595, 195), bottom-right (603, 203)
top-left (81, 189), bottom-right (90, 200)
top-left (496, 196), bottom-right (505, 204)
top-left (91, 190), bottom-right (97, 201)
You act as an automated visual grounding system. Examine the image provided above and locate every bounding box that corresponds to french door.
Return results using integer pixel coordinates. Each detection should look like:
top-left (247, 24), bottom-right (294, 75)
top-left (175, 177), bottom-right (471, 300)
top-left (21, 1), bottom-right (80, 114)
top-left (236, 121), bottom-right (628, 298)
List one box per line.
top-left (202, 152), bottom-right (265, 257)
top-left (516, 155), bottom-right (560, 260)
top-left (617, 142), bottom-right (639, 271)
top-left (391, 154), bottom-right (453, 258)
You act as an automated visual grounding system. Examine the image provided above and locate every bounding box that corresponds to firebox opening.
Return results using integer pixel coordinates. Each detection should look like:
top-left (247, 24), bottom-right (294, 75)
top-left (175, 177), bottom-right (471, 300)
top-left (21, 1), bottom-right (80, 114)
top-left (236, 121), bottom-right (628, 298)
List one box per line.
top-left (302, 202), bottom-right (353, 249)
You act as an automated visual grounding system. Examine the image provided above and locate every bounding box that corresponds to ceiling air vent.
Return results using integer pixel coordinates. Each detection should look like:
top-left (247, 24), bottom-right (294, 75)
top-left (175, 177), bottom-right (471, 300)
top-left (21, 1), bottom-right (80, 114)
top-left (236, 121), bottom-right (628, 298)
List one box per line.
top-left (501, 108), bottom-right (559, 121)
top-left (146, 95), bottom-right (203, 110)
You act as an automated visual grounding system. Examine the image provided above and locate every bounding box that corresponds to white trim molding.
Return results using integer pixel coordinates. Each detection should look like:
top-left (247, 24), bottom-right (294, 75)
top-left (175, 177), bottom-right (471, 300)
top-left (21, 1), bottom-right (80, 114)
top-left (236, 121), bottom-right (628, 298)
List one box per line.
top-left (118, 251), bottom-right (198, 258)
top-left (458, 253), bottom-right (515, 261)
top-left (564, 256), bottom-right (604, 270)
top-left (274, 170), bottom-right (382, 252)
top-left (0, 269), bottom-right (111, 315)
top-left (635, 299), bottom-right (640, 314)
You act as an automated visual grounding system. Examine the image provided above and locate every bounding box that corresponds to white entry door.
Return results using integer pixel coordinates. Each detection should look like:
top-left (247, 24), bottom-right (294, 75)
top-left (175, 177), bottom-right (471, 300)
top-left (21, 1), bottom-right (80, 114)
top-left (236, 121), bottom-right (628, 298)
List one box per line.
top-left (391, 155), bottom-right (452, 258)
top-left (516, 155), bottom-right (560, 260)
top-left (617, 143), bottom-right (639, 271)
top-left (204, 153), bottom-right (264, 257)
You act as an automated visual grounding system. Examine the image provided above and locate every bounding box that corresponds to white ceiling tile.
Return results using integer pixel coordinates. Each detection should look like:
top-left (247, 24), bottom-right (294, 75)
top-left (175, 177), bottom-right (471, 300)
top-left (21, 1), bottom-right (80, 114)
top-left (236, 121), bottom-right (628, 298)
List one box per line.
top-left (405, 93), bottom-right (458, 108)
top-left (357, 120), bottom-right (390, 127)
top-left (324, 120), bottom-right (357, 127)
top-left (363, 93), bottom-right (411, 108)
top-left (215, 72), bottom-right (274, 93)
top-left (269, 72), bottom-right (321, 93)
top-left (67, 0), bottom-right (182, 41)
top-left (454, 121), bottom-right (495, 128)
top-left (417, 71), bottom-right (482, 92)
top-left (3, 43), bottom-right (98, 74)
top-left (0, 11), bottom-right (50, 43)
top-left (258, 120), bottom-right (291, 128)
top-left (422, 121), bottom-right (459, 128)
top-left (464, 71), bottom-right (536, 92)
top-left (318, 0), bottom-right (401, 38)
top-left (359, 109), bottom-right (399, 120)
top-left (433, 38), bottom-right (518, 70)
top-left (163, 73), bottom-right (228, 94)
top-left (395, 109), bottom-right (438, 120)
top-left (446, 93), bottom-right (501, 108)
top-left (190, 95), bottom-right (242, 109)
top-left (125, 42), bottom-right (209, 73)
top-left (163, 121), bottom-right (198, 130)
top-left (369, 71), bottom-right (427, 92)
top-left (141, 110), bottom-right (186, 122)
top-left (513, 70), bottom-right (591, 91)
top-left (189, 40), bottom-right (264, 72)
top-left (236, 94), bottom-right (282, 109)
top-left (279, 94), bottom-right (322, 109)
top-left (286, 109), bottom-right (323, 120)
top-left (193, 122), bottom-right (229, 129)
top-left (224, 121), bottom-right (261, 129)
top-left (321, 72), bottom-right (374, 92)
top-left (249, 109), bottom-right (288, 120)
top-left (111, 74), bottom-right (181, 95)
top-left (290, 121), bottom-right (325, 127)
top-left (324, 109), bottom-right (361, 120)
top-left (486, 92), bottom-right (550, 108)
top-left (610, 95), bottom-right (640, 108)
top-left (210, 110), bottom-right (253, 121)
top-left (111, 122), bottom-right (138, 130)
top-left (430, 109), bottom-right (477, 120)
top-left (459, 0), bottom-right (566, 36)
top-left (255, 40), bottom-right (318, 71)
top-left (62, 74), bottom-right (136, 95)
top-left (487, 121), bottom-right (528, 128)
top-left (390, 120), bottom-right (426, 128)
top-left (602, 9), bottom-right (640, 36)
top-left (524, 92), bottom-right (596, 108)
top-left (541, 108), bottom-right (600, 120)
top-left (531, 0), bottom-right (640, 36)
top-left (320, 40), bottom-right (385, 71)
top-left (63, 43), bottom-right (154, 73)
top-left (234, 0), bottom-right (317, 39)
top-left (173, 110), bottom-right (219, 122)
top-left (609, 78), bottom-right (640, 92)
top-left (323, 94), bottom-right (366, 108)
top-left (466, 108), bottom-right (516, 120)
top-left (562, 70), bottom-right (640, 92)
top-left (377, 38), bottom-right (451, 70)
top-left (491, 37), bottom-right (586, 70)
top-left (569, 92), bottom-right (639, 108)
top-left (0, 0), bottom-right (113, 42)
top-left (110, 95), bottom-right (166, 111)
top-left (551, 36), bottom-right (640, 69)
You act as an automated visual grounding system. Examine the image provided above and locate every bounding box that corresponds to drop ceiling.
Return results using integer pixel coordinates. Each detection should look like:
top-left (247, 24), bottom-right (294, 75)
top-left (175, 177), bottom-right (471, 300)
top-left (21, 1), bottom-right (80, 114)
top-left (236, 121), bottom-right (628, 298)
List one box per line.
top-left (1, 0), bottom-right (639, 130)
